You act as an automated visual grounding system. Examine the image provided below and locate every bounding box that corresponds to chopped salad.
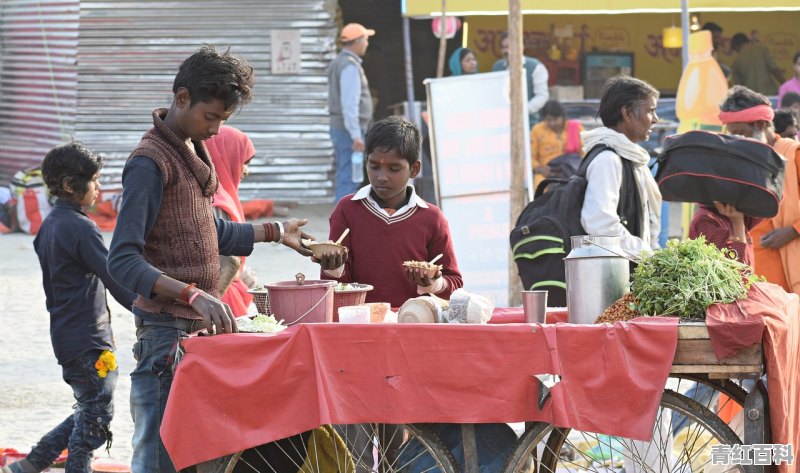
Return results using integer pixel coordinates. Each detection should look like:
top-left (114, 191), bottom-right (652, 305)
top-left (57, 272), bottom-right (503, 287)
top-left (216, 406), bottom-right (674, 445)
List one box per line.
top-left (236, 313), bottom-right (288, 333)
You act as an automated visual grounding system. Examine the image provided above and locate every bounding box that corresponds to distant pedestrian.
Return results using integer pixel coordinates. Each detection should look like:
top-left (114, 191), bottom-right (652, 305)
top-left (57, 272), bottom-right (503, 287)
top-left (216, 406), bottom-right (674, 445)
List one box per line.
top-left (774, 110), bottom-right (799, 139)
top-left (701, 22), bottom-right (731, 79)
top-left (778, 51), bottom-right (800, 107)
top-left (731, 32), bottom-right (785, 96)
top-left (530, 99), bottom-right (584, 189)
top-left (3, 143), bottom-right (137, 473)
top-left (492, 32), bottom-right (549, 125)
top-left (0, 186), bottom-right (18, 234)
top-left (328, 23), bottom-right (376, 202)
top-left (448, 47), bottom-right (478, 76)
top-left (205, 125), bottom-right (259, 315)
top-left (780, 92), bottom-right (800, 112)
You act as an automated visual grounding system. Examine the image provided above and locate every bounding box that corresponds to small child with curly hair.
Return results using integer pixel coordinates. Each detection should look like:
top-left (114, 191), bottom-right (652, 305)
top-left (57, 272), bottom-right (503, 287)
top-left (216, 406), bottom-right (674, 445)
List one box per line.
top-left (3, 142), bottom-right (136, 473)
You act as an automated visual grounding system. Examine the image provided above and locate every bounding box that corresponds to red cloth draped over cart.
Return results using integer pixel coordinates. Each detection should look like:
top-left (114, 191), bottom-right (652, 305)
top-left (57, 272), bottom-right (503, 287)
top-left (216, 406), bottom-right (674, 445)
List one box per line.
top-left (161, 319), bottom-right (678, 470)
top-left (707, 282), bottom-right (800, 473)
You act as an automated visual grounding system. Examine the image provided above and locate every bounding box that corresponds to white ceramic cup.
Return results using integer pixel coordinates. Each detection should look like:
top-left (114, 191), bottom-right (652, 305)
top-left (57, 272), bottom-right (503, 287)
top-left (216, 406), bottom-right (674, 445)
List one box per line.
top-left (338, 305), bottom-right (371, 324)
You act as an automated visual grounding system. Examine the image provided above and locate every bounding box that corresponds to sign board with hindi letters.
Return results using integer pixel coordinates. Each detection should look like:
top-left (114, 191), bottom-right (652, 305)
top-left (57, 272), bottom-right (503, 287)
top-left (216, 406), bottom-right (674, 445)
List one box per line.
top-left (271, 30), bottom-right (301, 75)
top-left (425, 71), bottom-right (531, 307)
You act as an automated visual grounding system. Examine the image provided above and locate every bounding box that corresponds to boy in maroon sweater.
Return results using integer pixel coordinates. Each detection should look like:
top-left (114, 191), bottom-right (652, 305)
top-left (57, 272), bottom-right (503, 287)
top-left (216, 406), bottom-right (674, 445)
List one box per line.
top-left (319, 116), bottom-right (463, 307)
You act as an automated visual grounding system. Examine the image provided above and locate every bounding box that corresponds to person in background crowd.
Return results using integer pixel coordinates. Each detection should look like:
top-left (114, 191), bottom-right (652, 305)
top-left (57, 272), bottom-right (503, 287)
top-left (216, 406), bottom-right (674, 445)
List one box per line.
top-left (774, 110), bottom-right (799, 139)
top-left (778, 52), bottom-right (800, 107)
top-left (690, 201), bottom-right (761, 266)
top-left (580, 76), bottom-right (663, 256)
top-left (719, 85), bottom-right (800, 296)
top-left (107, 45), bottom-right (317, 472)
top-left (492, 32), bottom-right (549, 125)
top-left (205, 125), bottom-right (260, 316)
top-left (3, 143), bottom-right (136, 473)
top-left (448, 47), bottom-right (478, 76)
top-left (780, 92), bottom-right (800, 112)
top-left (0, 187), bottom-right (18, 234)
top-left (702, 22), bottom-right (731, 79)
top-left (731, 33), bottom-right (785, 96)
top-left (530, 99), bottom-right (584, 189)
top-left (328, 23), bottom-right (376, 202)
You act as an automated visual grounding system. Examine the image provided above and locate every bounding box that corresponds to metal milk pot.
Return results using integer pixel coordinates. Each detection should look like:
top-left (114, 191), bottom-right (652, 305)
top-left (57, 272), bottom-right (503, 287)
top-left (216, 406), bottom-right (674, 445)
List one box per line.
top-left (564, 235), bottom-right (630, 324)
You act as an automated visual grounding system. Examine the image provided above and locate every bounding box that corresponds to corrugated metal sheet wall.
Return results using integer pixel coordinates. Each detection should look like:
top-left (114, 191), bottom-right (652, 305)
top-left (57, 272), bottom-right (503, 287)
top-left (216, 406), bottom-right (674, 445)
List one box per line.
top-left (0, 0), bottom-right (337, 202)
top-left (77, 0), bottom-right (337, 202)
top-left (0, 0), bottom-right (79, 183)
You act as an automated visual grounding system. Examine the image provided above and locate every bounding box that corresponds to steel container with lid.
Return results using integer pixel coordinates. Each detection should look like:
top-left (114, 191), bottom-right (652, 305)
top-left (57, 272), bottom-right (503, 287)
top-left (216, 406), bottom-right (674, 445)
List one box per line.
top-left (564, 235), bottom-right (630, 324)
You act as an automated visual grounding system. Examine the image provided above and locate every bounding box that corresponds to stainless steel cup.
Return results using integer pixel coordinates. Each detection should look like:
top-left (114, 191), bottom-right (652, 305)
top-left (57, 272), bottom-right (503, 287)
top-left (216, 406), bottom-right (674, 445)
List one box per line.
top-left (522, 290), bottom-right (548, 324)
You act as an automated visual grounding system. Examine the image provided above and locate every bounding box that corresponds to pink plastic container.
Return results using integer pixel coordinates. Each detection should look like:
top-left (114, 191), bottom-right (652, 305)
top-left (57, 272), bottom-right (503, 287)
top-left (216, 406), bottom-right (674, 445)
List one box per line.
top-left (265, 278), bottom-right (335, 324)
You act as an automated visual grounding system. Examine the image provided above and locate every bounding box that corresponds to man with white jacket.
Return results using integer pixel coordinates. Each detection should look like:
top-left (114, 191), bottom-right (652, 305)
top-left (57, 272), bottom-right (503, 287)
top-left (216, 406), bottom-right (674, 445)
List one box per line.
top-left (581, 75), bottom-right (668, 472)
top-left (580, 75), bottom-right (663, 256)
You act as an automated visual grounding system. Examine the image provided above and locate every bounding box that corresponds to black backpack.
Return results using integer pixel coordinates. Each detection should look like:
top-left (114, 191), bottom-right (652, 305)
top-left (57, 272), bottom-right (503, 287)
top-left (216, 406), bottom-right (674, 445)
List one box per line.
top-left (510, 145), bottom-right (641, 307)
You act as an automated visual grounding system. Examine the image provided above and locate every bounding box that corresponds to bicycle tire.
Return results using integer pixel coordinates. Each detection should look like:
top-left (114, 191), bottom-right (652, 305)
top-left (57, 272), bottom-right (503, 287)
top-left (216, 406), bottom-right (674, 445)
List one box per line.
top-left (670, 374), bottom-right (748, 406)
top-left (503, 389), bottom-right (742, 472)
top-left (197, 423), bottom-right (457, 473)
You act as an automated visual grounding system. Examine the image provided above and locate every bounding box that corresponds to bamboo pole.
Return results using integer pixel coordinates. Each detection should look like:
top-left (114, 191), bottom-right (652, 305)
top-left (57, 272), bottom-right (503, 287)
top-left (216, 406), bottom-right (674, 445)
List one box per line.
top-left (436, 0), bottom-right (447, 78)
top-left (402, 17), bottom-right (417, 124)
top-left (508, 0), bottom-right (525, 307)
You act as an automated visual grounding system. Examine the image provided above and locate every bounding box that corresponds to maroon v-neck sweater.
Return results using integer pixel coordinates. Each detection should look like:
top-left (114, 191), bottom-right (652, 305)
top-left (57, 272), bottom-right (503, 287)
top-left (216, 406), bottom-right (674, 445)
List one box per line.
top-left (323, 195), bottom-right (463, 307)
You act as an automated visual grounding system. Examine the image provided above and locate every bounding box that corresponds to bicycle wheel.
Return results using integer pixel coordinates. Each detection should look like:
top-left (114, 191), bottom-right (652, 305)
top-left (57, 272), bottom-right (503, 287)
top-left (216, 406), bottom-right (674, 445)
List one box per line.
top-left (503, 389), bottom-right (742, 472)
top-left (199, 423), bottom-right (457, 473)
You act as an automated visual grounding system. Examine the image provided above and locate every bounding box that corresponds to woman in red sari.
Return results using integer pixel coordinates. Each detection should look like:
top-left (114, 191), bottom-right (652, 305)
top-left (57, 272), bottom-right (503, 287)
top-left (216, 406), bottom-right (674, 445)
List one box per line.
top-left (205, 126), bottom-right (257, 316)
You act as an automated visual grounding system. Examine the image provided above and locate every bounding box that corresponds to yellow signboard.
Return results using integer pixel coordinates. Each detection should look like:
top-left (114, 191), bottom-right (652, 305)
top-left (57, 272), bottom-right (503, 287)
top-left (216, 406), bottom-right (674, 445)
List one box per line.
top-left (464, 11), bottom-right (800, 93)
top-left (404, 0), bottom-right (800, 17)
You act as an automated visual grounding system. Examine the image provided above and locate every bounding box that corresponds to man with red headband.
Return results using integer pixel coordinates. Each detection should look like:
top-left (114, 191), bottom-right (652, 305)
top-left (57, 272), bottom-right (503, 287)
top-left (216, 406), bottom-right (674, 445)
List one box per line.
top-left (719, 85), bottom-right (800, 295)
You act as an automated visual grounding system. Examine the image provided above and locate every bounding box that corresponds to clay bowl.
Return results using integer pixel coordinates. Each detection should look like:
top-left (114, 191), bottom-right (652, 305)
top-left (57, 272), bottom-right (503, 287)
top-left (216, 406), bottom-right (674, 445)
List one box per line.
top-left (303, 239), bottom-right (346, 260)
top-left (402, 260), bottom-right (442, 279)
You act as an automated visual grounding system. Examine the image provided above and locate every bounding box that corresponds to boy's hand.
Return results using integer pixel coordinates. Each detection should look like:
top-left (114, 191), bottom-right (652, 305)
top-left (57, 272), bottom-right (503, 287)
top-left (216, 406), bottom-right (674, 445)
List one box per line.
top-left (403, 266), bottom-right (442, 288)
top-left (282, 219), bottom-right (314, 257)
top-left (313, 248), bottom-right (349, 271)
top-left (189, 291), bottom-right (239, 335)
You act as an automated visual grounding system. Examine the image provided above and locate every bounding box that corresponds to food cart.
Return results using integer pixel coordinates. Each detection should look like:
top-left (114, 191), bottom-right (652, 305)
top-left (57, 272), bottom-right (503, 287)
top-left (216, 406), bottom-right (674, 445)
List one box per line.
top-left (160, 284), bottom-right (798, 473)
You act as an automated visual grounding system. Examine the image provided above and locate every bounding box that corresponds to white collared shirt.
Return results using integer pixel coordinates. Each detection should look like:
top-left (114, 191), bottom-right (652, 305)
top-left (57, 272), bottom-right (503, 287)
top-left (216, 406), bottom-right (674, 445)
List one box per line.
top-left (350, 184), bottom-right (428, 218)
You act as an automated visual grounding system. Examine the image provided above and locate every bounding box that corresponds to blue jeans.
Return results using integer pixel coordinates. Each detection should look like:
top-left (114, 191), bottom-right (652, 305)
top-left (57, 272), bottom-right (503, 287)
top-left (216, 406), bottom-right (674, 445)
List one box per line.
top-left (330, 127), bottom-right (361, 202)
top-left (130, 325), bottom-right (188, 473)
top-left (15, 350), bottom-right (116, 473)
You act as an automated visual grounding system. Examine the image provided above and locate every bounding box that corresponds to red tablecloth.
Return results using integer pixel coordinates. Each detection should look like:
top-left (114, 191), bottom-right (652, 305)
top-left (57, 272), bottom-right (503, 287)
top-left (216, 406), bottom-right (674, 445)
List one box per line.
top-left (162, 318), bottom-right (678, 470)
top-left (488, 307), bottom-right (568, 324)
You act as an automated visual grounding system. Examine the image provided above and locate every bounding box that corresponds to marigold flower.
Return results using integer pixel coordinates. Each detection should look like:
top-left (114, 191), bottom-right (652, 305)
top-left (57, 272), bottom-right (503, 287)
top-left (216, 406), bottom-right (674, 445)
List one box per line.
top-left (95, 350), bottom-right (117, 378)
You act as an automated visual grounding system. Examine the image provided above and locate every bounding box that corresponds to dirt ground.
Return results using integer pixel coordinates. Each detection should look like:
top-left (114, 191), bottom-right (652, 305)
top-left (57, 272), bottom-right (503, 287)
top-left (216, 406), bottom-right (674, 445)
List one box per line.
top-left (0, 204), bottom-right (334, 465)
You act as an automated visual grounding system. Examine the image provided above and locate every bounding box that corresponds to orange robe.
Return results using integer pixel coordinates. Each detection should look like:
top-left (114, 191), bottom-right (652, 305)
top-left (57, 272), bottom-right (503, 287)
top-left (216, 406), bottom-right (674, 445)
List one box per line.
top-left (749, 138), bottom-right (800, 295)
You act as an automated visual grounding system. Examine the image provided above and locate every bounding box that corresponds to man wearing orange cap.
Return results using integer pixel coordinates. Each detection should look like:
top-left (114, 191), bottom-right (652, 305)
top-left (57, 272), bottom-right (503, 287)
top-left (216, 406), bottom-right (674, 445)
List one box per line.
top-left (719, 85), bottom-right (800, 296)
top-left (328, 23), bottom-right (375, 202)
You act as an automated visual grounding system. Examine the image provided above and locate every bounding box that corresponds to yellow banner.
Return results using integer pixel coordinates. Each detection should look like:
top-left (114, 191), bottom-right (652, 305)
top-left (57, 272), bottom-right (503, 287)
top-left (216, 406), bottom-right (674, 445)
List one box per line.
top-left (464, 11), bottom-right (800, 93)
top-left (405, 0), bottom-right (800, 17)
